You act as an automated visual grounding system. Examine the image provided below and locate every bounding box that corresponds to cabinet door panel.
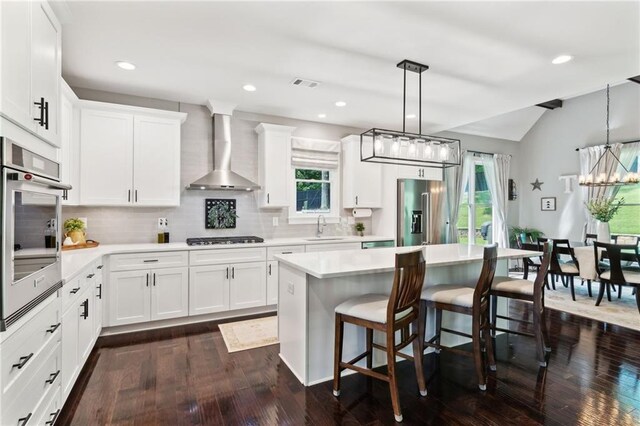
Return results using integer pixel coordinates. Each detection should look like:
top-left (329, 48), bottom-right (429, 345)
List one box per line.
top-left (108, 270), bottom-right (150, 326)
top-left (267, 260), bottom-right (278, 305)
top-left (30, 1), bottom-right (60, 145)
top-left (256, 124), bottom-right (293, 208)
top-left (151, 267), bottom-right (188, 321)
top-left (189, 265), bottom-right (229, 316)
top-left (342, 135), bottom-right (382, 208)
top-left (78, 288), bottom-right (94, 362)
top-left (94, 274), bottom-right (103, 338)
top-left (133, 115), bottom-right (181, 206)
top-left (229, 262), bottom-right (266, 310)
top-left (80, 109), bottom-right (134, 205)
top-left (0, 0), bottom-right (32, 129)
top-left (61, 304), bottom-right (79, 399)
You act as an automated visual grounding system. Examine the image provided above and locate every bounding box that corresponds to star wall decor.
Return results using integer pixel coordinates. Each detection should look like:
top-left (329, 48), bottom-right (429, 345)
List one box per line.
top-left (531, 179), bottom-right (544, 191)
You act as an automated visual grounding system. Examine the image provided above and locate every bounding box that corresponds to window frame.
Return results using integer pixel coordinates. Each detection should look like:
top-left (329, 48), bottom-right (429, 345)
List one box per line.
top-left (288, 166), bottom-right (340, 224)
top-left (609, 152), bottom-right (640, 236)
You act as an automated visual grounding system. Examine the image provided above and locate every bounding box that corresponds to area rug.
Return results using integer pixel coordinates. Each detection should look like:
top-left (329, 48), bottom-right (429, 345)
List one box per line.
top-left (218, 316), bottom-right (279, 353)
top-left (510, 272), bottom-right (640, 332)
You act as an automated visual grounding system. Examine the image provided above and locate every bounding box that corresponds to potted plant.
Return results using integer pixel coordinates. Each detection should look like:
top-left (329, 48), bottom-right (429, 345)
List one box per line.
top-left (585, 197), bottom-right (624, 242)
top-left (508, 226), bottom-right (544, 248)
top-left (64, 218), bottom-right (86, 244)
top-left (355, 222), bottom-right (365, 237)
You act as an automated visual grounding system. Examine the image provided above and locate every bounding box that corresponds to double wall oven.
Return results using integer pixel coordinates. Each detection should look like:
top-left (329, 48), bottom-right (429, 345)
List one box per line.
top-left (1, 137), bottom-right (70, 330)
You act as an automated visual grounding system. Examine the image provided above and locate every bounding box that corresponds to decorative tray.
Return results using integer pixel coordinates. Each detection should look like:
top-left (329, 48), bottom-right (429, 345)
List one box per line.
top-left (62, 240), bottom-right (100, 251)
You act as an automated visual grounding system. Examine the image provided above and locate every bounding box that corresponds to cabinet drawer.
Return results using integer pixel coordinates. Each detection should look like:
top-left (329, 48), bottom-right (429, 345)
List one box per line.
top-left (34, 384), bottom-right (61, 426)
top-left (110, 251), bottom-right (188, 271)
top-left (61, 272), bottom-right (89, 313)
top-left (267, 245), bottom-right (305, 261)
top-left (305, 242), bottom-right (362, 253)
top-left (1, 295), bottom-right (60, 399)
top-left (190, 248), bottom-right (266, 266)
top-left (2, 340), bottom-right (61, 426)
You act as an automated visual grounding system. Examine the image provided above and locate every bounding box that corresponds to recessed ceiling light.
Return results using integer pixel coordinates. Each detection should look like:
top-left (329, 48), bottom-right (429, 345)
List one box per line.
top-left (551, 55), bottom-right (573, 65)
top-left (335, 101), bottom-right (346, 107)
top-left (405, 114), bottom-right (416, 119)
top-left (243, 84), bottom-right (257, 92)
top-left (318, 113), bottom-right (326, 118)
top-left (115, 61), bottom-right (136, 70)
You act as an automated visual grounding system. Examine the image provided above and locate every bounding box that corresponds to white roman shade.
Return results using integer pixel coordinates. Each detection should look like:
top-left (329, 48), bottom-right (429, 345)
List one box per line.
top-left (291, 137), bottom-right (340, 169)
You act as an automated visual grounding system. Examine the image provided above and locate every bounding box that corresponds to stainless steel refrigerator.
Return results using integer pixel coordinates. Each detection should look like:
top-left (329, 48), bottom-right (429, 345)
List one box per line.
top-left (397, 179), bottom-right (448, 246)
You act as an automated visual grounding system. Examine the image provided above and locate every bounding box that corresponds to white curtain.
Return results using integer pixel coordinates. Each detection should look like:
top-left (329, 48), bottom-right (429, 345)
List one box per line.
top-left (444, 152), bottom-right (467, 243)
top-left (482, 154), bottom-right (511, 248)
top-left (290, 137), bottom-right (340, 169)
top-left (611, 141), bottom-right (640, 199)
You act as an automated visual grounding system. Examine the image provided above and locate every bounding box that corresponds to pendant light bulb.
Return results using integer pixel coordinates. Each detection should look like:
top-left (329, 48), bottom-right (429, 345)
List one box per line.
top-left (391, 139), bottom-right (399, 155)
top-left (374, 137), bottom-right (383, 154)
top-left (439, 145), bottom-right (448, 160)
top-left (408, 142), bottom-right (416, 157)
top-left (424, 143), bottom-right (432, 159)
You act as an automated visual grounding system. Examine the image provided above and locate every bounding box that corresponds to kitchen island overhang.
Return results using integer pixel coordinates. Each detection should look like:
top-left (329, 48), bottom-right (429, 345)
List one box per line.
top-left (275, 243), bottom-right (541, 386)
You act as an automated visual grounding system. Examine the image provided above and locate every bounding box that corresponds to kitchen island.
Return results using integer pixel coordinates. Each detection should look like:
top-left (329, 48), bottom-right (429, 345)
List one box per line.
top-left (275, 243), bottom-right (540, 386)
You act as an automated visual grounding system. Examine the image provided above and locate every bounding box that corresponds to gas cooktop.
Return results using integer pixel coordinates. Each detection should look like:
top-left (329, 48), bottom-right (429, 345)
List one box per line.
top-left (186, 236), bottom-right (264, 246)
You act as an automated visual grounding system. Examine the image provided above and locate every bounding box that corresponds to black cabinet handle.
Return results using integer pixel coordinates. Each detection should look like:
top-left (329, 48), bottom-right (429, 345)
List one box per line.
top-left (267, 193), bottom-right (270, 204)
top-left (12, 353), bottom-right (34, 369)
top-left (282, 251), bottom-right (292, 254)
top-left (46, 322), bottom-right (61, 333)
top-left (80, 299), bottom-right (88, 319)
top-left (70, 287), bottom-right (80, 294)
top-left (355, 196), bottom-right (358, 205)
top-left (62, 189), bottom-right (68, 201)
top-left (45, 370), bottom-right (60, 385)
top-left (97, 284), bottom-right (102, 299)
top-left (43, 100), bottom-right (49, 129)
top-left (135, 189), bottom-right (138, 202)
top-left (146, 273), bottom-right (149, 287)
top-left (128, 189), bottom-right (131, 202)
top-left (232, 267), bottom-right (235, 279)
top-left (153, 273), bottom-right (156, 286)
top-left (18, 413), bottom-right (32, 426)
top-left (268, 264), bottom-right (272, 276)
top-left (143, 259), bottom-right (159, 263)
top-left (34, 97), bottom-right (45, 126)
top-left (87, 273), bottom-right (95, 279)
top-left (226, 267), bottom-right (229, 279)
top-left (97, 265), bottom-right (104, 270)
top-left (45, 409), bottom-right (60, 426)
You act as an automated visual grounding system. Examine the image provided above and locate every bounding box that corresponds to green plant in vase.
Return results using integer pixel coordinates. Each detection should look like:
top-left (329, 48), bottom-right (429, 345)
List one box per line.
top-left (64, 218), bottom-right (86, 244)
top-left (585, 197), bottom-right (624, 242)
top-left (355, 222), bottom-right (365, 237)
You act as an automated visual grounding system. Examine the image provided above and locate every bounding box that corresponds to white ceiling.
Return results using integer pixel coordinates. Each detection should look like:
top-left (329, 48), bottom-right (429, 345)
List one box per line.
top-left (60, 1), bottom-right (640, 138)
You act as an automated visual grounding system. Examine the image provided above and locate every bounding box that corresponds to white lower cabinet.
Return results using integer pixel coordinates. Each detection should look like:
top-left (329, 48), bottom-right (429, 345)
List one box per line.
top-left (189, 264), bottom-right (230, 316)
top-left (108, 267), bottom-right (188, 326)
top-left (61, 299), bottom-right (79, 398)
top-left (267, 261), bottom-right (278, 305)
top-left (77, 287), bottom-right (95, 362)
top-left (229, 262), bottom-right (267, 310)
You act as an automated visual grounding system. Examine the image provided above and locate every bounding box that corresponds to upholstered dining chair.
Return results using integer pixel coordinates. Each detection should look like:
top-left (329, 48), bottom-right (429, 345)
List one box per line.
top-left (543, 239), bottom-right (580, 300)
top-left (420, 244), bottom-right (498, 391)
top-left (490, 241), bottom-right (553, 367)
top-left (333, 249), bottom-right (427, 423)
top-left (594, 242), bottom-right (640, 313)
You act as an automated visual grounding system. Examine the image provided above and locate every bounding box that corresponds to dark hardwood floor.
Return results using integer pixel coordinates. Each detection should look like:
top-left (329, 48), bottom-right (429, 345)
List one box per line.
top-left (57, 303), bottom-right (640, 425)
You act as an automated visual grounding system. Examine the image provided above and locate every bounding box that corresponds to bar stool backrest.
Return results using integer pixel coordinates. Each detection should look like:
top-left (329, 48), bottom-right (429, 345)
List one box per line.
top-left (387, 250), bottom-right (426, 325)
top-left (593, 242), bottom-right (640, 285)
top-left (534, 242), bottom-right (553, 301)
top-left (473, 244), bottom-right (498, 317)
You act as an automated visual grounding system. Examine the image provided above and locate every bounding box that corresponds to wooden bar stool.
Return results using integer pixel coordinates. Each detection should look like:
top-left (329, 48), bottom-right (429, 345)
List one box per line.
top-left (490, 241), bottom-right (553, 367)
top-left (332, 250), bottom-right (427, 423)
top-left (420, 244), bottom-right (498, 391)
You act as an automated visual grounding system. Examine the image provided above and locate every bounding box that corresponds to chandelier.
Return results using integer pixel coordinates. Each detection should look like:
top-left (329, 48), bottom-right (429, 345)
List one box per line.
top-left (360, 60), bottom-right (461, 169)
top-left (578, 84), bottom-right (639, 187)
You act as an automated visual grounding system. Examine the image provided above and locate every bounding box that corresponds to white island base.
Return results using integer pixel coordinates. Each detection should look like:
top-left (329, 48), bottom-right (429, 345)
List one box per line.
top-left (276, 244), bottom-right (539, 386)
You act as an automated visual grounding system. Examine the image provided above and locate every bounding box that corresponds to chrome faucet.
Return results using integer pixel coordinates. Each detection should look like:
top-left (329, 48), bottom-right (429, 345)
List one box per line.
top-left (316, 215), bottom-right (327, 238)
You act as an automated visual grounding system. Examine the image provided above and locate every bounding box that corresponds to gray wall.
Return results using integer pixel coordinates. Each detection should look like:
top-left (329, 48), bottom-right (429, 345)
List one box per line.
top-left (517, 82), bottom-right (640, 240)
top-left (64, 88), bottom-right (370, 244)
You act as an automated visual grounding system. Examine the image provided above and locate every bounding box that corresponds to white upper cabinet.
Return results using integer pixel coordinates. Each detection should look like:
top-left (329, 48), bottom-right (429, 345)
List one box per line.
top-left (79, 108), bottom-right (134, 205)
top-left (60, 81), bottom-right (80, 205)
top-left (78, 102), bottom-right (186, 206)
top-left (341, 135), bottom-right (382, 209)
top-left (0, 0), bottom-right (61, 147)
top-left (255, 123), bottom-right (295, 208)
top-left (133, 115), bottom-right (181, 206)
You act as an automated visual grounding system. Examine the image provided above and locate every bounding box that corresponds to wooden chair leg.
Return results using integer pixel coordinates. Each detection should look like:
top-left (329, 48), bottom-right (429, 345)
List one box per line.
top-left (550, 274), bottom-right (556, 290)
top-left (618, 284), bottom-right (623, 299)
top-left (595, 281), bottom-right (606, 306)
top-left (411, 319), bottom-right (427, 397)
top-left (434, 308), bottom-right (443, 353)
top-left (484, 321), bottom-right (497, 372)
top-left (490, 295), bottom-right (498, 338)
top-left (544, 273), bottom-right (551, 290)
top-left (569, 276), bottom-right (576, 301)
top-left (635, 287), bottom-right (640, 314)
top-left (332, 314), bottom-right (344, 397)
top-left (366, 328), bottom-right (373, 369)
top-left (587, 280), bottom-right (592, 298)
top-left (561, 275), bottom-right (568, 288)
top-left (523, 264), bottom-right (529, 280)
top-left (386, 330), bottom-right (403, 422)
top-left (606, 283), bottom-right (612, 302)
top-left (533, 304), bottom-right (547, 367)
top-left (472, 316), bottom-right (487, 391)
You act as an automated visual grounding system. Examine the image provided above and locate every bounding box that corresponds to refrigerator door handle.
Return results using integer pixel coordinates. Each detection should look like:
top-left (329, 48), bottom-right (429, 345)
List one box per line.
top-left (421, 192), bottom-right (430, 245)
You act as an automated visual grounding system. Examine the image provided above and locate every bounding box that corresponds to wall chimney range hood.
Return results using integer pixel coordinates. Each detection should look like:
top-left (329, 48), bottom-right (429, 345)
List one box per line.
top-left (187, 100), bottom-right (260, 191)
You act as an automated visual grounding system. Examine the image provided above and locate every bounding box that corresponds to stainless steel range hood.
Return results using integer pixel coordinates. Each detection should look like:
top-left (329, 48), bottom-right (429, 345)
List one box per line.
top-left (187, 102), bottom-right (260, 191)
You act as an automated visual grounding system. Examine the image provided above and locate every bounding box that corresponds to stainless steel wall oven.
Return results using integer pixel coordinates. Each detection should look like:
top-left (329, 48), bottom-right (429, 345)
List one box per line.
top-left (1, 137), bottom-right (70, 330)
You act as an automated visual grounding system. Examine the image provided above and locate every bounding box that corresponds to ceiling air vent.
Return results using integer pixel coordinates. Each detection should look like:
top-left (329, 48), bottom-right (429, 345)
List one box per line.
top-left (291, 78), bottom-right (320, 88)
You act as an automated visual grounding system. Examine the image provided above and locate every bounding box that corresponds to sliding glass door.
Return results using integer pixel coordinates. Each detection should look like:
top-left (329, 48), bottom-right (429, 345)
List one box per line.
top-left (457, 162), bottom-right (493, 244)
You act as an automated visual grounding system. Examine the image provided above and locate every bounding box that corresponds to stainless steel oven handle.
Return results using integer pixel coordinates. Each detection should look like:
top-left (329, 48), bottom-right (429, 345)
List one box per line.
top-left (6, 170), bottom-right (71, 191)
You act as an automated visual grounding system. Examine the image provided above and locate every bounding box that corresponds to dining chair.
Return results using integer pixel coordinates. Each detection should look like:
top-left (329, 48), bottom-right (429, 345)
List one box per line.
top-left (544, 239), bottom-right (580, 300)
top-left (593, 242), bottom-right (640, 313)
top-left (420, 244), bottom-right (498, 391)
top-left (333, 250), bottom-right (427, 423)
top-left (490, 242), bottom-right (553, 367)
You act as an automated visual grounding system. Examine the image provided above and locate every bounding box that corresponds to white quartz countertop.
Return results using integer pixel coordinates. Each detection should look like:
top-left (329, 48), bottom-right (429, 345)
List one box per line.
top-left (274, 243), bottom-right (542, 279)
top-left (61, 235), bottom-right (394, 283)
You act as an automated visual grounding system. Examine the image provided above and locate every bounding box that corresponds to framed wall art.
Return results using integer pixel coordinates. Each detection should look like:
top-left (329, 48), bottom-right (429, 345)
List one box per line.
top-left (541, 197), bottom-right (556, 211)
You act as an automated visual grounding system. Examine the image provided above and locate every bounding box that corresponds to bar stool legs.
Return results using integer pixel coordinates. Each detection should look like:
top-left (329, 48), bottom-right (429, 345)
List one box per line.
top-left (332, 314), bottom-right (344, 397)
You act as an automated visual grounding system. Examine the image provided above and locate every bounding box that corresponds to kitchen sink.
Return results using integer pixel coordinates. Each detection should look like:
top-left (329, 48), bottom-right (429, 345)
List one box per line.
top-left (304, 237), bottom-right (346, 241)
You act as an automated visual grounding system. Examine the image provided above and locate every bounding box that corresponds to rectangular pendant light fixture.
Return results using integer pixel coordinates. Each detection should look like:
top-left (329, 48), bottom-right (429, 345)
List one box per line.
top-left (360, 59), bottom-right (461, 168)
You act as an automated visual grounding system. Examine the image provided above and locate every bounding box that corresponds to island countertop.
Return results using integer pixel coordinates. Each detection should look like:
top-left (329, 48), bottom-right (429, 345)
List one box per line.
top-left (275, 243), bottom-right (541, 279)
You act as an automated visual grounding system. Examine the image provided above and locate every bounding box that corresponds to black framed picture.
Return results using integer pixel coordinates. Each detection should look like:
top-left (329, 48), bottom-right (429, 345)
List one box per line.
top-left (205, 199), bottom-right (237, 229)
top-left (541, 197), bottom-right (556, 211)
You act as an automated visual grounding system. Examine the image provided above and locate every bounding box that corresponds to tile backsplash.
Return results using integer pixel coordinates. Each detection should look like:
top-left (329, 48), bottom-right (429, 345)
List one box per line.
top-left (61, 97), bottom-right (372, 244)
